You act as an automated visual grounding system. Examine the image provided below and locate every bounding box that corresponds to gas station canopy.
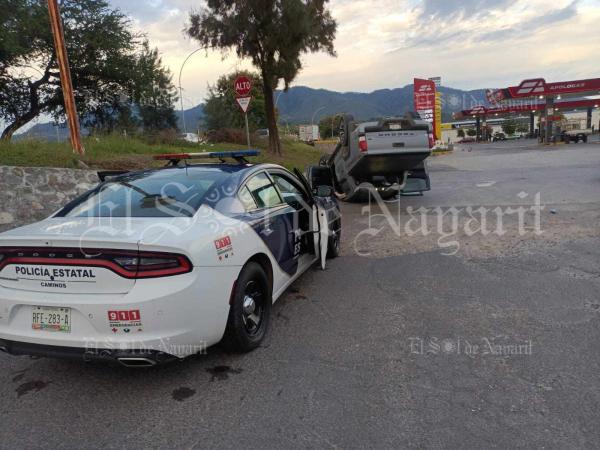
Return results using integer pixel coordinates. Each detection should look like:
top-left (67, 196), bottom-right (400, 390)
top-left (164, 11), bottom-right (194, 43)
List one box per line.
top-left (456, 77), bottom-right (600, 119)
top-left (489, 78), bottom-right (600, 102)
top-left (456, 99), bottom-right (599, 118)
top-left (454, 77), bottom-right (600, 142)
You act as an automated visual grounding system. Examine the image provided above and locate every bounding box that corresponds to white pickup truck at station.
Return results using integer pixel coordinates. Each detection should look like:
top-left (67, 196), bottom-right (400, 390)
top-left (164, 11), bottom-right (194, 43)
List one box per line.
top-left (313, 114), bottom-right (433, 201)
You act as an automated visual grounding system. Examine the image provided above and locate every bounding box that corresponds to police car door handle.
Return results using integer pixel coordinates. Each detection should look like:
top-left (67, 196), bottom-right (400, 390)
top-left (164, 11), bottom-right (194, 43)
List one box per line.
top-left (260, 225), bottom-right (274, 236)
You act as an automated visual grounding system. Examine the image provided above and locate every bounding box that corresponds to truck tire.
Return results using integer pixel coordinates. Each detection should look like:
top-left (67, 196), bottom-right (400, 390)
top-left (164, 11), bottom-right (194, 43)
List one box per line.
top-left (581, 134), bottom-right (588, 143)
top-left (348, 191), bottom-right (370, 203)
top-left (379, 189), bottom-right (399, 201)
top-left (345, 185), bottom-right (373, 203)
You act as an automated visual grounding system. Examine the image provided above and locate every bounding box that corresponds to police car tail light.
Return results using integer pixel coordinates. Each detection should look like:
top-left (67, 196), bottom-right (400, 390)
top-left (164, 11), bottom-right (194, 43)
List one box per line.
top-left (0, 247), bottom-right (192, 279)
top-left (358, 135), bottom-right (368, 152)
top-left (113, 252), bottom-right (192, 278)
top-left (113, 256), bottom-right (139, 271)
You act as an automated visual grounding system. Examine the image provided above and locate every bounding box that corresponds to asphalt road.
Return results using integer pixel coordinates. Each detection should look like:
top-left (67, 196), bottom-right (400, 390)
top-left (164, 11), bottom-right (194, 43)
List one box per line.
top-left (1, 141), bottom-right (600, 449)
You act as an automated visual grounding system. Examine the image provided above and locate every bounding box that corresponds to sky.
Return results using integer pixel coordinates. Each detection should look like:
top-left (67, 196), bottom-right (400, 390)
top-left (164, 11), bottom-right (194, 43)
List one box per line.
top-left (106, 0), bottom-right (600, 109)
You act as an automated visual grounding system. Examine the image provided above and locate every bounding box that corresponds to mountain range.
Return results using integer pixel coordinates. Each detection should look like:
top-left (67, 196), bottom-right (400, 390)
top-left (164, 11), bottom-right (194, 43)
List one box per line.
top-left (273, 85), bottom-right (489, 124)
top-left (16, 84), bottom-right (490, 139)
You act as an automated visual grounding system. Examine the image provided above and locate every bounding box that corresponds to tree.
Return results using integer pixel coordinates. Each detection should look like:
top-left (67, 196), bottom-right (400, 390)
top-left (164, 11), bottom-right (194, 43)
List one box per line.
top-left (204, 71), bottom-right (266, 131)
top-left (457, 128), bottom-right (465, 138)
top-left (516, 122), bottom-right (529, 134)
top-left (0, 0), bottom-right (178, 140)
top-left (501, 118), bottom-right (518, 136)
top-left (466, 128), bottom-right (477, 137)
top-left (134, 42), bottom-right (178, 132)
top-left (187, 0), bottom-right (337, 155)
top-left (319, 114), bottom-right (341, 139)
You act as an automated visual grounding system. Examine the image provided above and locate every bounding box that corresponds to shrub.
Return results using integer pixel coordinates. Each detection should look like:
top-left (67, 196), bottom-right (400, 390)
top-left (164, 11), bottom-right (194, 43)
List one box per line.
top-left (207, 128), bottom-right (249, 145)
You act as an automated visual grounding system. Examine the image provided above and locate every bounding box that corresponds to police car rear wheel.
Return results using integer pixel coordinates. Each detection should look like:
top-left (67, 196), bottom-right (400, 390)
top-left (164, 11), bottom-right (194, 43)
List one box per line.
top-left (222, 262), bottom-right (271, 352)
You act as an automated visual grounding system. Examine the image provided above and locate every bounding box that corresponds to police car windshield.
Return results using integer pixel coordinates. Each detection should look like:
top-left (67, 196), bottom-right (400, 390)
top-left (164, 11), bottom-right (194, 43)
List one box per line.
top-left (57, 168), bottom-right (231, 218)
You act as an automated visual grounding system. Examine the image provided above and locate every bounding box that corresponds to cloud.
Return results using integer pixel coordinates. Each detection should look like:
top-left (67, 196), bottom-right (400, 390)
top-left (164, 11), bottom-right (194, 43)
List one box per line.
top-left (419, 0), bottom-right (516, 20)
top-left (110, 0), bottom-right (198, 23)
top-left (383, 0), bottom-right (581, 49)
top-left (104, 0), bottom-right (598, 102)
top-left (478, 1), bottom-right (579, 41)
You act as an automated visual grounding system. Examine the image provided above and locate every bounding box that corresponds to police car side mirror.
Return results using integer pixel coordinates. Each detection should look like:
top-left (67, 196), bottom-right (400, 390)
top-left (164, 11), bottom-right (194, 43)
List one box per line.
top-left (316, 185), bottom-right (333, 197)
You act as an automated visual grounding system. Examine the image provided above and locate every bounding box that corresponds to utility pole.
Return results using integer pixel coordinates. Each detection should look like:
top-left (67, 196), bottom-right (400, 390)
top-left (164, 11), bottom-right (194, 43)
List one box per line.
top-left (47, 0), bottom-right (84, 155)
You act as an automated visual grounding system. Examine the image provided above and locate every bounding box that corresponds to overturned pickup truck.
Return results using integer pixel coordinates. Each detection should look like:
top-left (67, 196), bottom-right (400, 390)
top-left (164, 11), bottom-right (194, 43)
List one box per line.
top-left (314, 114), bottom-right (433, 202)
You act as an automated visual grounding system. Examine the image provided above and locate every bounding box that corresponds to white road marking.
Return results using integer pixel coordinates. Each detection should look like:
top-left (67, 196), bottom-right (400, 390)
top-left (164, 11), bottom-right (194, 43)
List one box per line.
top-left (477, 181), bottom-right (497, 187)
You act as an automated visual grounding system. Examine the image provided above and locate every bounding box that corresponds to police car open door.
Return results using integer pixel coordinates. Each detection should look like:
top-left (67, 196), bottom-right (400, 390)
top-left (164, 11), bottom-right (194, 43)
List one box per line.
top-left (293, 168), bottom-right (328, 270)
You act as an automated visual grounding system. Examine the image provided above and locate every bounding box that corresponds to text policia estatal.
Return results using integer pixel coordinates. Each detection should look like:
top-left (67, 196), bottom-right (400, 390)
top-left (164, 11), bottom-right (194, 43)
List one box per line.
top-left (15, 266), bottom-right (97, 279)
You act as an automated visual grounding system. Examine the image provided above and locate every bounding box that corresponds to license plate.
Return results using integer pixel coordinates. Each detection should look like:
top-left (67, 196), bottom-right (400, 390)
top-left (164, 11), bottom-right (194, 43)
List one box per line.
top-left (32, 306), bottom-right (71, 333)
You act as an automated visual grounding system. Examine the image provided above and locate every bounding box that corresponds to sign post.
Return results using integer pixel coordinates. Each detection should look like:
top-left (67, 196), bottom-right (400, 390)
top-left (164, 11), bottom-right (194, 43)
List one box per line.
top-left (429, 77), bottom-right (442, 142)
top-left (234, 76), bottom-right (253, 148)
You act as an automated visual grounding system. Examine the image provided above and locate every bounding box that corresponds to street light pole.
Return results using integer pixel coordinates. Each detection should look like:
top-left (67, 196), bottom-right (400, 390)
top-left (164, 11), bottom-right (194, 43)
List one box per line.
top-left (331, 116), bottom-right (334, 139)
top-left (275, 90), bottom-right (284, 107)
top-left (312, 106), bottom-right (326, 125)
top-left (47, 0), bottom-right (84, 155)
top-left (178, 48), bottom-right (203, 134)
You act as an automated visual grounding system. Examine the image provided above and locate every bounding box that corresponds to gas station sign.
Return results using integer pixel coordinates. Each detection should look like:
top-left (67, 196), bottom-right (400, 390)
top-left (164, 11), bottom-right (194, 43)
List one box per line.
top-left (414, 78), bottom-right (436, 124)
top-left (414, 78), bottom-right (441, 140)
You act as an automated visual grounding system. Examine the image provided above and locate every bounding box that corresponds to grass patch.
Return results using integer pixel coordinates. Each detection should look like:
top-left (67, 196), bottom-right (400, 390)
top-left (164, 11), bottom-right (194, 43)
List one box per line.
top-left (253, 138), bottom-right (325, 171)
top-left (0, 135), bottom-right (325, 172)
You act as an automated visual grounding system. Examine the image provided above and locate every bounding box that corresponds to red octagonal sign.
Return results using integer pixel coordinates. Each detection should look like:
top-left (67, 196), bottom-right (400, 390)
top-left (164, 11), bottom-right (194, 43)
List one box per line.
top-left (234, 76), bottom-right (252, 97)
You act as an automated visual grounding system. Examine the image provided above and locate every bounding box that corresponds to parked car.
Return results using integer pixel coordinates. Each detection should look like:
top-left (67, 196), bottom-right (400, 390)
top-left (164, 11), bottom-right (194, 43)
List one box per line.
top-left (255, 128), bottom-right (269, 138)
top-left (0, 151), bottom-right (341, 366)
top-left (180, 132), bottom-right (200, 143)
top-left (562, 128), bottom-right (591, 143)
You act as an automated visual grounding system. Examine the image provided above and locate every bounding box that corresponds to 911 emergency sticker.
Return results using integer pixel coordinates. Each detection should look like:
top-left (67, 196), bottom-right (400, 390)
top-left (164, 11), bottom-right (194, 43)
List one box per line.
top-left (108, 310), bottom-right (143, 333)
top-left (214, 236), bottom-right (234, 260)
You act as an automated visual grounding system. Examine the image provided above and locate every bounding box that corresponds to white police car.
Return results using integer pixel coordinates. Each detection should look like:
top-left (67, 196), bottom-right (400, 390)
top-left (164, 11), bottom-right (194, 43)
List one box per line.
top-left (0, 151), bottom-right (341, 366)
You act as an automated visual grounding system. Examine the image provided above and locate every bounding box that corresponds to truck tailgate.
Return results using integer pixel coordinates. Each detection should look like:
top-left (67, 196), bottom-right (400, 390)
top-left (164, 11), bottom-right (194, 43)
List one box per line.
top-left (365, 131), bottom-right (430, 155)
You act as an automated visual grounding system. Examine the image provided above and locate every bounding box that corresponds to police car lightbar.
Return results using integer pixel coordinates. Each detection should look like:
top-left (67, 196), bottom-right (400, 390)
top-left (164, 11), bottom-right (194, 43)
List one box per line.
top-left (154, 150), bottom-right (260, 166)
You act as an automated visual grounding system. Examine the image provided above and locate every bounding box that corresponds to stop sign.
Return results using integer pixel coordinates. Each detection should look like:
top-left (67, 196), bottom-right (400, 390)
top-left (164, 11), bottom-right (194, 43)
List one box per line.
top-left (234, 76), bottom-right (252, 97)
